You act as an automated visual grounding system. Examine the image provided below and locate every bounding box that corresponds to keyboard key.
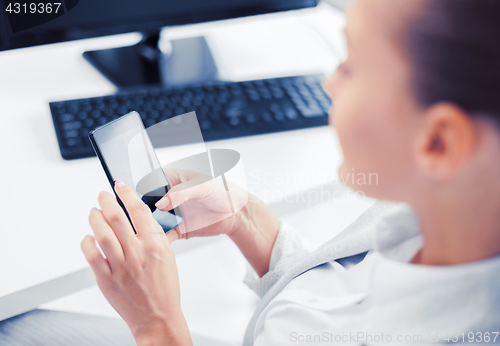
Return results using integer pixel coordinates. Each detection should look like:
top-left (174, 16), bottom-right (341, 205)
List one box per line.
top-left (84, 118), bottom-right (94, 127)
top-left (300, 107), bottom-right (324, 118)
top-left (248, 93), bottom-right (260, 101)
top-left (228, 99), bottom-right (246, 109)
top-left (63, 130), bottom-right (79, 138)
top-left (67, 138), bottom-right (79, 146)
top-left (155, 101), bottom-right (166, 110)
top-left (229, 117), bottom-right (240, 126)
top-left (124, 99), bottom-right (133, 108)
top-left (59, 113), bottom-right (74, 122)
top-left (96, 101), bottom-right (106, 111)
top-left (62, 121), bottom-right (82, 131)
top-left (262, 112), bottom-right (273, 122)
top-left (285, 108), bottom-right (298, 120)
top-left (82, 102), bottom-right (92, 112)
top-left (69, 104), bottom-right (79, 114)
top-left (109, 99), bottom-right (119, 109)
top-left (200, 120), bottom-right (211, 130)
top-left (53, 103), bottom-right (65, 114)
top-left (225, 108), bottom-right (242, 117)
top-left (272, 90), bottom-right (284, 98)
top-left (91, 110), bottom-right (101, 119)
top-left (274, 112), bottom-right (285, 121)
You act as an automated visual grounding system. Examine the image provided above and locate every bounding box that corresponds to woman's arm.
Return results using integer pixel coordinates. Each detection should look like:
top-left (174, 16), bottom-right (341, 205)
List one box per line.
top-left (228, 194), bottom-right (281, 277)
top-left (133, 321), bottom-right (191, 346)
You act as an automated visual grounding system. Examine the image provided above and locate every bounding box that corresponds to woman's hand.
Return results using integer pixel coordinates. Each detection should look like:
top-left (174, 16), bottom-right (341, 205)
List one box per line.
top-left (157, 168), bottom-right (249, 241)
top-left (159, 169), bottom-right (281, 277)
top-left (81, 180), bottom-right (192, 346)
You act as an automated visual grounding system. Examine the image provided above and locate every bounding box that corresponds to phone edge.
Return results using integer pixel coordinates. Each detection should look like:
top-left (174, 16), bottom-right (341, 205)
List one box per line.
top-left (88, 128), bottom-right (137, 234)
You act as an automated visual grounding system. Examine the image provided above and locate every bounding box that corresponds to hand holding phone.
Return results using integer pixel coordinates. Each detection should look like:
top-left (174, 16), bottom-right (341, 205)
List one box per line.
top-left (89, 111), bottom-right (183, 233)
top-left (81, 181), bottom-right (192, 345)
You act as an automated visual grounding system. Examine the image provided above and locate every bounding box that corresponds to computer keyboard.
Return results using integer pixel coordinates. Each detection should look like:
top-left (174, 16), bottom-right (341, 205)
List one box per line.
top-left (49, 74), bottom-right (331, 160)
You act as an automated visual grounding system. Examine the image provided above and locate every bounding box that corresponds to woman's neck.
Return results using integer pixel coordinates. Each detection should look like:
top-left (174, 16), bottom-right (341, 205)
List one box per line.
top-left (411, 183), bottom-right (500, 266)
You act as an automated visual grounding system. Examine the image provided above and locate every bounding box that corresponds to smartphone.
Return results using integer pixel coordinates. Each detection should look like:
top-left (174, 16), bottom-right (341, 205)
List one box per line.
top-left (89, 111), bottom-right (183, 233)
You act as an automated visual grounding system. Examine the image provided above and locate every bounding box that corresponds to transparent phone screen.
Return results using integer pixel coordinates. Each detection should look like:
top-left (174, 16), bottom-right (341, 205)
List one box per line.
top-left (93, 111), bottom-right (183, 232)
top-left (93, 110), bottom-right (249, 236)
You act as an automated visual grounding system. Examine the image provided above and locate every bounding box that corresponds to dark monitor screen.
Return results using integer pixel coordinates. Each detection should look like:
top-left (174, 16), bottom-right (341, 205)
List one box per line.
top-left (0, 0), bottom-right (318, 51)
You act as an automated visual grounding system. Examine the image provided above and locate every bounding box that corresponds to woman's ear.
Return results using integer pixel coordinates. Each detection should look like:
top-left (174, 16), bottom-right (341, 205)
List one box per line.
top-left (414, 103), bottom-right (476, 180)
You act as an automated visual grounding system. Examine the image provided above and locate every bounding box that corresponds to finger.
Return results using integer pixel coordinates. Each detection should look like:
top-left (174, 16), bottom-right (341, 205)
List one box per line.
top-left (162, 168), bottom-right (193, 187)
top-left (163, 168), bottom-right (212, 188)
top-left (166, 227), bottom-right (181, 244)
top-left (89, 207), bottom-right (125, 270)
top-left (98, 191), bottom-right (138, 256)
top-left (155, 176), bottom-right (212, 211)
top-left (113, 180), bottom-right (161, 238)
top-left (81, 234), bottom-right (111, 277)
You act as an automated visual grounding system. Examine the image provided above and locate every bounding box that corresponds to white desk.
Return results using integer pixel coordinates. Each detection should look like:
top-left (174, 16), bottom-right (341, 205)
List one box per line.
top-left (0, 4), bottom-right (373, 344)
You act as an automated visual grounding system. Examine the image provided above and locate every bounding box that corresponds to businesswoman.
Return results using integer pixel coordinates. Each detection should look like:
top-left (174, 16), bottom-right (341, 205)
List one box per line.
top-left (80, 0), bottom-right (500, 344)
top-left (3, 0), bottom-right (497, 345)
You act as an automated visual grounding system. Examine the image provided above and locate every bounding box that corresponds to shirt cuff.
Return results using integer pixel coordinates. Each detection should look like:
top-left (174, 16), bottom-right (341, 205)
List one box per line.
top-left (243, 221), bottom-right (312, 298)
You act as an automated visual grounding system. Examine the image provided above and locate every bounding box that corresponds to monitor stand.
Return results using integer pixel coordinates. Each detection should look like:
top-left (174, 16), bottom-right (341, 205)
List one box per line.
top-left (83, 30), bottom-right (219, 89)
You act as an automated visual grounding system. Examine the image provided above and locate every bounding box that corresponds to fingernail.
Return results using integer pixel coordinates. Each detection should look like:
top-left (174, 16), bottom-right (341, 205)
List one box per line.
top-left (155, 196), bottom-right (170, 210)
top-left (115, 180), bottom-right (125, 188)
top-left (90, 207), bottom-right (98, 213)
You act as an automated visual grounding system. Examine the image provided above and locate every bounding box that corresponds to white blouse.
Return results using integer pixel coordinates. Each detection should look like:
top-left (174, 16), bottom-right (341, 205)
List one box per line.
top-left (244, 205), bottom-right (500, 345)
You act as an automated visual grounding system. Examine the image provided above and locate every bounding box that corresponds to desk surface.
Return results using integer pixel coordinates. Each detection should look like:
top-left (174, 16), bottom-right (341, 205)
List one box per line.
top-left (0, 4), bottom-right (371, 343)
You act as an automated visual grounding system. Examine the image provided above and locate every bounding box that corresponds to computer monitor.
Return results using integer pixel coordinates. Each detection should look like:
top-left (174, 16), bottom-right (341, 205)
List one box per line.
top-left (0, 0), bottom-right (319, 87)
